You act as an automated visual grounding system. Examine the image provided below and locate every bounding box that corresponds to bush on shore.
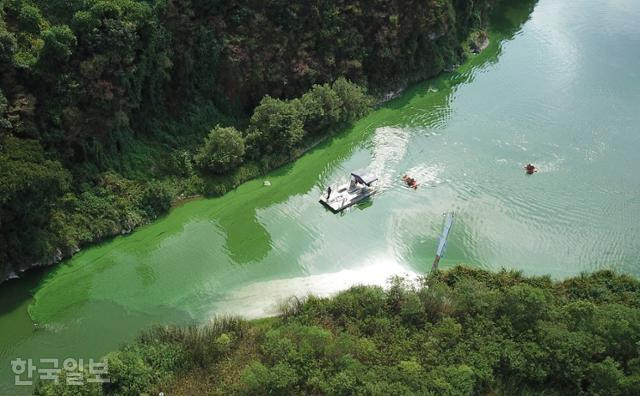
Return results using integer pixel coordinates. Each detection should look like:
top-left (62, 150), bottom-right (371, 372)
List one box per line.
top-left (194, 126), bottom-right (246, 174)
top-left (36, 267), bottom-right (640, 395)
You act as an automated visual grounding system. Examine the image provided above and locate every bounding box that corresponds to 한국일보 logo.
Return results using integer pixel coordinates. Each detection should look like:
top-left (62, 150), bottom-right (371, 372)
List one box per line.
top-left (11, 358), bottom-right (110, 386)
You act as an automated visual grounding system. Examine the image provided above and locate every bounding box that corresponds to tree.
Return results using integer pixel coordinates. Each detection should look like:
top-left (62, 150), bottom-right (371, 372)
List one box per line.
top-left (300, 83), bottom-right (342, 135)
top-left (0, 0), bottom-right (519, 286)
top-left (35, 267), bottom-right (640, 395)
top-left (102, 349), bottom-right (155, 394)
top-left (331, 78), bottom-right (373, 123)
top-left (0, 136), bottom-right (70, 274)
top-left (38, 25), bottom-right (76, 67)
top-left (501, 284), bottom-right (551, 331)
top-left (13, 1), bottom-right (45, 35)
top-left (247, 96), bottom-right (304, 157)
top-left (141, 180), bottom-right (173, 218)
top-left (0, 29), bottom-right (17, 66)
top-left (195, 125), bottom-right (245, 174)
top-left (0, 89), bottom-right (10, 130)
top-left (587, 358), bottom-right (624, 396)
top-left (425, 365), bottom-right (475, 395)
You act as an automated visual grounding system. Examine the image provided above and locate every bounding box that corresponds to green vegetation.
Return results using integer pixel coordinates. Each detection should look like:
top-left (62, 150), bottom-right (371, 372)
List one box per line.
top-left (195, 126), bottom-right (245, 174)
top-left (0, 136), bottom-right (70, 265)
top-left (36, 267), bottom-right (640, 395)
top-left (0, 0), bottom-right (502, 281)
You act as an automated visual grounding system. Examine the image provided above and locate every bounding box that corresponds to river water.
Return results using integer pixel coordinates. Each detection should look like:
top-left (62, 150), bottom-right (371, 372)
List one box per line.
top-left (2, 0), bottom-right (640, 392)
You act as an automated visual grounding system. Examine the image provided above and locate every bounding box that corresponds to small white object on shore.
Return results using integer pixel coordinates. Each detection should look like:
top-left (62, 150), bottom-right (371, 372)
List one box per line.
top-left (263, 180), bottom-right (271, 186)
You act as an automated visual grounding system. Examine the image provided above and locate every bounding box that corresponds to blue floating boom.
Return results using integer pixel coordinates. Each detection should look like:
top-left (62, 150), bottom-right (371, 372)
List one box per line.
top-left (436, 212), bottom-right (454, 257)
top-left (431, 212), bottom-right (454, 273)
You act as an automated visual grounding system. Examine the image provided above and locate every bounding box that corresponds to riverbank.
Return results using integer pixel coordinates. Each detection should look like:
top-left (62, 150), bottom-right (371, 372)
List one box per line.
top-left (36, 266), bottom-right (640, 395)
top-left (0, 36), bottom-right (491, 285)
top-left (2, 78), bottom-right (374, 284)
top-left (1, 0), bottom-right (505, 285)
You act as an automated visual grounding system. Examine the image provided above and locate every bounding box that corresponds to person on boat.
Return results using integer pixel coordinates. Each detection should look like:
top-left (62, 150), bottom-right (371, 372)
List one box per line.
top-left (524, 163), bottom-right (537, 174)
top-left (326, 186), bottom-right (332, 200)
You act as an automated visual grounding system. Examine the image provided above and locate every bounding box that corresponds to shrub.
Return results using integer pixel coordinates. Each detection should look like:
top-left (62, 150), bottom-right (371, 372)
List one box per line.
top-left (300, 83), bottom-right (343, 134)
top-left (230, 162), bottom-right (260, 187)
top-left (34, 370), bottom-right (102, 395)
top-left (140, 180), bottom-right (174, 218)
top-left (246, 96), bottom-right (304, 158)
top-left (0, 89), bottom-right (10, 129)
top-left (102, 350), bottom-right (156, 395)
top-left (166, 150), bottom-right (194, 177)
top-left (425, 364), bottom-right (475, 395)
top-left (242, 361), bottom-right (272, 394)
top-left (203, 179), bottom-right (227, 197)
top-left (195, 125), bottom-right (245, 174)
top-left (500, 284), bottom-right (551, 331)
top-left (331, 77), bottom-right (373, 123)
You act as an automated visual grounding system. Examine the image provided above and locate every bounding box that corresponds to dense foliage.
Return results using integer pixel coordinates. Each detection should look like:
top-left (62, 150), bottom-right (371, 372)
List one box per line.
top-left (0, 136), bottom-right (70, 265)
top-left (0, 0), bottom-right (501, 281)
top-left (194, 126), bottom-right (245, 174)
top-left (36, 267), bottom-right (640, 395)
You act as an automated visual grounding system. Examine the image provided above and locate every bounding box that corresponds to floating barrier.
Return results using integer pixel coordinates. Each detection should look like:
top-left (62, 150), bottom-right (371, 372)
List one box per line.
top-left (431, 212), bottom-right (454, 274)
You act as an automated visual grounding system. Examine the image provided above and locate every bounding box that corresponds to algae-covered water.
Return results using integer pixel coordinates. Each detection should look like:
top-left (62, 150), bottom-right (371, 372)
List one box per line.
top-left (2, 0), bottom-right (640, 392)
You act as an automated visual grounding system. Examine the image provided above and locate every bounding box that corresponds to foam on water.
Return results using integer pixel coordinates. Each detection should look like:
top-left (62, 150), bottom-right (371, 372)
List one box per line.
top-left (209, 257), bottom-right (418, 319)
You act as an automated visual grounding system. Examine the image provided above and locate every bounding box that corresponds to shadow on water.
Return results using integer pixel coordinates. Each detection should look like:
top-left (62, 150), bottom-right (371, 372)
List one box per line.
top-left (356, 199), bottom-right (374, 211)
top-left (376, 0), bottom-right (538, 122)
top-left (492, 0), bottom-right (538, 37)
top-left (220, 209), bottom-right (273, 264)
top-left (0, 266), bottom-right (49, 317)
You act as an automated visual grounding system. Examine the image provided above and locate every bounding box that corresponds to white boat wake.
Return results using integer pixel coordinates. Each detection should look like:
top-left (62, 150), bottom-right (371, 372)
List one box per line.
top-left (368, 126), bottom-right (410, 191)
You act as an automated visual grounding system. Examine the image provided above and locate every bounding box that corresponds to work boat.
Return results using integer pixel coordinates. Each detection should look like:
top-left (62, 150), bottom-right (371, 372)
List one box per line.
top-left (319, 172), bottom-right (378, 213)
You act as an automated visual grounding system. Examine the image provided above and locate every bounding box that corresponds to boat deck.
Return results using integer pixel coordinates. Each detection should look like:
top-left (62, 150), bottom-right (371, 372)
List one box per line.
top-left (319, 185), bottom-right (375, 213)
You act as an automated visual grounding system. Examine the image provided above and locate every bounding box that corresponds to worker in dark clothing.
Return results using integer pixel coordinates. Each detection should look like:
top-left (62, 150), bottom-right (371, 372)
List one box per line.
top-left (326, 186), bottom-right (332, 200)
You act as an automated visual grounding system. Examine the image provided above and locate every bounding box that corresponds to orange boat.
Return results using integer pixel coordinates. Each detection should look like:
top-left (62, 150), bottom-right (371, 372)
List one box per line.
top-left (402, 175), bottom-right (418, 189)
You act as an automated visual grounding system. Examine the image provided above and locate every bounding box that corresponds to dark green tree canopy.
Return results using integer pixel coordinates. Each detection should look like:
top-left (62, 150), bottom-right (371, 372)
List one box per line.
top-left (0, 136), bottom-right (70, 272)
top-left (0, 89), bottom-right (10, 130)
top-left (38, 25), bottom-right (76, 67)
top-left (331, 77), bottom-right (374, 123)
top-left (195, 125), bottom-right (245, 174)
top-left (300, 83), bottom-right (343, 135)
top-left (247, 96), bottom-right (305, 157)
